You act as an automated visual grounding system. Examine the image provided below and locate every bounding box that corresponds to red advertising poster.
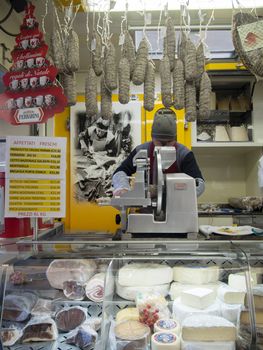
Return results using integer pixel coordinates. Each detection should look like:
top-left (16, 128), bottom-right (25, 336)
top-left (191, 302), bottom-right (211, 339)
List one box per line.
top-left (0, 2), bottom-right (67, 125)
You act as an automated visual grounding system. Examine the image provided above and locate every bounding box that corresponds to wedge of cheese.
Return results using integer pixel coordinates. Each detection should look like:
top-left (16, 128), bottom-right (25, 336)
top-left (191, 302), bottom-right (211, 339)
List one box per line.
top-left (181, 288), bottom-right (215, 309)
top-left (169, 282), bottom-right (221, 300)
top-left (173, 266), bottom-right (220, 284)
top-left (172, 298), bottom-right (221, 322)
top-left (182, 315), bottom-right (237, 342)
top-left (244, 284), bottom-right (263, 309)
top-left (181, 340), bottom-right (235, 350)
top-left (118, 263), bottom-right (173, 287)
top-left (218, 283), bottom-right (245, 304)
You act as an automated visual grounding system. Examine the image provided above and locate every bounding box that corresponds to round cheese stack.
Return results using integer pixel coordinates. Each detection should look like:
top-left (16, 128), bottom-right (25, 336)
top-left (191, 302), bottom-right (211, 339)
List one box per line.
top-left (154, 319), bottom-right (180, 335)
top-left (151, 332), bottom-right (180, 350)
top-left (115, 320), bottom-right (150, 343)
top-left (116, 308), bottom-right (139, 323)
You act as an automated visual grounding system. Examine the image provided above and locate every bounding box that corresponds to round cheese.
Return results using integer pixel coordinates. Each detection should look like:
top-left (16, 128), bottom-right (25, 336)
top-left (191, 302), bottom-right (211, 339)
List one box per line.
top-left (115, 320), bottom-right (150, 341)
top-left (154, 319), bottom-right (180, 335)
top-left (151, 332), bottom-right (180, 349)
top-left (116, 308), bottom-right (139, 323)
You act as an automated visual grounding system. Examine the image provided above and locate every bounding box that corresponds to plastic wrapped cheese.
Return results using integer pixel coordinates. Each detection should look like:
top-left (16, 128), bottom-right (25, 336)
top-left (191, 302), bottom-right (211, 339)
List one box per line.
top-left (116, 308), bottom-right (139, 323)
top-left (173, 297), bottom-right (221, 323)
top-left (170, 282), bottom-right (221, 300)
top-left (154, 319), bottom-right (180, 335)
top-left (173, 265), bottom-right (220, 284)
top-left (116, 280), bottom-right (170, 301)
top-left (181, 287), bottom-right (215, 309)
top-left (151, 332), bottom-right (181, 349)
top-left (114, 320), bottom-right (151, 349)
top-left (46, 259), bottom-right (97, 289)
top-left (218, 283), bottom-right (245, 304)
top-left (228, 272), bottom-right (260, 292)
top-left (181, 340), bottom-right (235, 350)
top-left (182, 314), bottom-right (236, 342)
top-left (118, 263), bottom-right (173, 287)
top-left (221, 302), bottom-right (242, 324)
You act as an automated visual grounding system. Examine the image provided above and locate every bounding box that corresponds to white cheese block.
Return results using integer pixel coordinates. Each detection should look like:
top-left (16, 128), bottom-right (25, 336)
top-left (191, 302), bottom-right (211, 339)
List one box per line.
top-left (46, 259), bottom-right (97, 290)
top-left (154, 319), bottom-right (180, 335)
top-left (173, 297), bottom-right (221, 322)
top-left (221, 302), bottom-right (242, 324)
top-left (151, 332), bottom-right (180, 350)
top-left (181, 288), bottom-right (215, 309)
top-left (245, 284), bottom-right (263, 309)
top-left (116, 308), bottom-right (139, 323)
top-left (173, 266), bottom-right (220, 284)
top-left (118, 263), bottom-right (173, 287)
top-left (228, 272), bottom-right (260, 292)
top-left (116, 280), bottom-right (170, 301)
top-left (169, 282), bottom-right (221, 300)
top-left (182, 314), bottom-right (237, 342)
top-left (181, 340), bottom-right (235, 350)
top-left (218, 283), bottom-right (245, 304)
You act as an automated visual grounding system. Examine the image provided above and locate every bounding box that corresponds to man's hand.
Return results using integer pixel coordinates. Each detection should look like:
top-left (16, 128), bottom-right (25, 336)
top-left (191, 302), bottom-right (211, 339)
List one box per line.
top-left (113, 188), bottom-right (129, 197)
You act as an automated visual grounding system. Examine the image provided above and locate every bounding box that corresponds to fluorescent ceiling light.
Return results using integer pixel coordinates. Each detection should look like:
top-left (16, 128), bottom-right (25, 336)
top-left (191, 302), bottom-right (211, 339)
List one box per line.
top-left (87, 0), bottom-right (263, 11)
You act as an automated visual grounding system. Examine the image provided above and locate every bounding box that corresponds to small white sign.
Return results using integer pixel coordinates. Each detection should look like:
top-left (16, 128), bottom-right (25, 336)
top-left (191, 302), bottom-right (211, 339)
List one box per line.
top-left (14, 107), bottom-right (44, 124)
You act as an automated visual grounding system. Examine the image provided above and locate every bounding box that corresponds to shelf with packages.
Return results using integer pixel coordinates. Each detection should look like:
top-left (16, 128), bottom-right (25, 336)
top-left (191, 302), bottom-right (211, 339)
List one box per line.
top-left (0, 240), bottom-right (263, 350)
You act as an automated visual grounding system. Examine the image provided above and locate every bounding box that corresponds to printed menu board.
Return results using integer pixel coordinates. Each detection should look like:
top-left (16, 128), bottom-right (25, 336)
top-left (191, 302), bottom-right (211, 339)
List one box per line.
top-left (5, 136), bottom-right (66, 218)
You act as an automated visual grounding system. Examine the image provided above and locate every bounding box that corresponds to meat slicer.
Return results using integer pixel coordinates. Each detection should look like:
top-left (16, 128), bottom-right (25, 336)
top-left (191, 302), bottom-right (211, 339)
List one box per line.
top-left (111, 146), bottom-right (198, 238)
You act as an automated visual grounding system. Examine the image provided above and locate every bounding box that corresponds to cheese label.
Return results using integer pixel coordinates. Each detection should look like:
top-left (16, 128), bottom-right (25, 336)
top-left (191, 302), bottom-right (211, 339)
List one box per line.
top-left (154, 332), bottom-right (176, 343)
top-left (156, 319), bottom-right (177, 330)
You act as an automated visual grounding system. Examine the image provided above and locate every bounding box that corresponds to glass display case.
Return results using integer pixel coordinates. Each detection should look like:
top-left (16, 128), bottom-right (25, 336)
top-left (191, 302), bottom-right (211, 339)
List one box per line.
top-left (0, 239), bottom-right (262, 350)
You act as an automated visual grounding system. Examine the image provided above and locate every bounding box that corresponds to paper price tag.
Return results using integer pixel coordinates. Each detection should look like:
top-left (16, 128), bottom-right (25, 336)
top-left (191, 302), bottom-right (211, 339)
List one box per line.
top-left (91, 38), bottom-right (96, 50)
top-left (119, 33), bottom-right (125, 45)
top-left (145, 12), bottom-right (152, 25)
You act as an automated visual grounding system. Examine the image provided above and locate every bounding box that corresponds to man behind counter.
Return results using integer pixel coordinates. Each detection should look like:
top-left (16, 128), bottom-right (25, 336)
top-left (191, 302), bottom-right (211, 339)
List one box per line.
top-left (112, 110), bottom-right (205, 197)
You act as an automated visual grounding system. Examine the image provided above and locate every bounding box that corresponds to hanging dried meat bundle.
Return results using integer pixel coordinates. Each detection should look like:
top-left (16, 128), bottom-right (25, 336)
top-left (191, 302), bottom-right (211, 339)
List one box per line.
top-left (185, 81), bottom-right (197, 122)
top-left (196, 42), bottom-right (205, 87)
top-left (144, 61), bottom-right (155, 111)
top-left (173, 58), bottom-right (185, 110)
top-left (92, 32), bottom-right (103, 76)
top-left (165, 17), bottom-right (176, 71)
top-left (66, 29), bottom-right (79, 72)
top-left (101, 75), bottom-right (112, 119)
top-left (118, 57), bottom-right (130, 104)
top-left (185, 38), bottom-right (198, 81)
top-left (104, 42), bottom-right (117, 90)
top-left (232, 12), bottom-right (263, 77)
top-left (85, 67), bottom-right (98, 117)
top-left (199, 71), bottom-right (211, 120)
top-left (123, 30), bottom-right (136, 78)
top-left (50, 30), bottom-right (65, 72)
top-left (178, 31), bottom-right (187, 63)
top-left (160, 55), bottom-right (173, 108)
top-left (61, 72), bottom-right (77, 106)
top-left (132, 37), bottom-right (149, 85)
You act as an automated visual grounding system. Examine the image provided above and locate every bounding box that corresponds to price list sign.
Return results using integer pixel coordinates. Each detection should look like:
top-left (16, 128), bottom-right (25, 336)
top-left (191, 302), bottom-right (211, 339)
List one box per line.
top-left (5, 136), bottom-right (66, 218)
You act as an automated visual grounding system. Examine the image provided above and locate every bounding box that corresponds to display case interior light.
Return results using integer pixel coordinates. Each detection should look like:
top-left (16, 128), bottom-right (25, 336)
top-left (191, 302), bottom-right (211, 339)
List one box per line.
top-left (84, 0), bottom-right (263, 11)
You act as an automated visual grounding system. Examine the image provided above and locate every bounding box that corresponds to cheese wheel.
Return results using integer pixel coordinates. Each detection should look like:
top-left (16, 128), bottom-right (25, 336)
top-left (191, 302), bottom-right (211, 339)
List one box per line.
top-left (154, 319), bottom-right (180, 335)
top-left (173, 266), bottom-right (219, 284)
top-left (116, 308), bottom-right (139, 323)
top-left (118, 263), bottom-right (173, 287)
top-left (151, 332), bottom-right (180, 349)
top-left (115, 320), bottom-right (150, 341)
top-left (116, 280), bottom-right (170, 301)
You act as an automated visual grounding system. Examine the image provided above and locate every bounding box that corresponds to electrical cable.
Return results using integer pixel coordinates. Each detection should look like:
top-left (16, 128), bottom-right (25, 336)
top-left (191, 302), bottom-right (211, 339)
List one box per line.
top-left (0, 25), bottom-right (19, 37)
top-left (0, 4), bottom-right (13, 24)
